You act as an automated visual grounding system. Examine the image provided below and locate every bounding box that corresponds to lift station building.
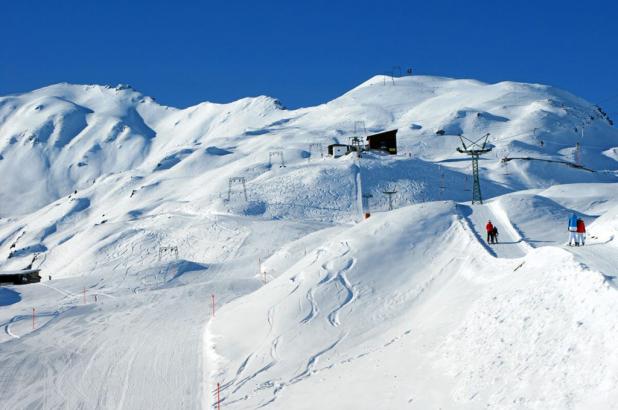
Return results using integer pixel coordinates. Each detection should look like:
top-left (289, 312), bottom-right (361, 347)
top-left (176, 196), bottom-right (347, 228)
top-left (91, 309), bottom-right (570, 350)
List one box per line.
top-left (366, 129), bottom-right (398, 154)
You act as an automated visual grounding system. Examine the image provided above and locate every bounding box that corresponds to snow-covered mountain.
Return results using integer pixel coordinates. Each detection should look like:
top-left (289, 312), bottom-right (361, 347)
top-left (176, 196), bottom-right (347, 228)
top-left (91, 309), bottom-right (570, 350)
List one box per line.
top-left (1, 76), bottom-right (616, 216)
top-left (1, 75), bottom-right (617, 409)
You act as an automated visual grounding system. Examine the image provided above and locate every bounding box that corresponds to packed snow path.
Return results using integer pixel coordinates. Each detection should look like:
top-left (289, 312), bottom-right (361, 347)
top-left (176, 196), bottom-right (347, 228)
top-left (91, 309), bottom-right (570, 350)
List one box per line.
top-left (459, 202), bottom-right (529, 259)
top-left (0, 280), bottom-right (210, 409)
top-left (488, 186), bottom-right (618, 282)
top-left (0, 215), bottom-right (329, 410)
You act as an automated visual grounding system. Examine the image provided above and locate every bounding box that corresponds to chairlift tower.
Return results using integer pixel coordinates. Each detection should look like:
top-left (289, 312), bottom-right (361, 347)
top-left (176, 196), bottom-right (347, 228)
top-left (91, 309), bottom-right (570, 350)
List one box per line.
top-left (456, 133), bottom-right (492, 205)
top-left (349, 136), bottom-right (364, 158)
top-left (227, 177), bottom-right (248, 202)
top-left (308, 143), bottom-right (323, 160)
top-left (353, 121), bottom-right (367, 137)
top-left (268, 151), bottom-right (285, 168)
top-left (533, 127), bottom-right (545, 147)
top-left (383, 71), bottom-right (395, 86)
top-left (350, 121), bottom-right (367, 158)
top-left (383, 189), bottom-right (397, 211)
top-left (158, 245), bottom-right (179, 262)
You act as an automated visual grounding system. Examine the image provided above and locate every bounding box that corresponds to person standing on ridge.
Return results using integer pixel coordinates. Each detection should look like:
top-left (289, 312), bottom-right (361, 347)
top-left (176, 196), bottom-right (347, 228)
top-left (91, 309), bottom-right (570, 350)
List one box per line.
top-left (486, 220), bottom-right (494, 243)
top-left (576, 218), bottom-right (586, 246)
top-left (568, 213), bottom-right (578, 246)
top-left (492, 225), bottom-right (499, 244)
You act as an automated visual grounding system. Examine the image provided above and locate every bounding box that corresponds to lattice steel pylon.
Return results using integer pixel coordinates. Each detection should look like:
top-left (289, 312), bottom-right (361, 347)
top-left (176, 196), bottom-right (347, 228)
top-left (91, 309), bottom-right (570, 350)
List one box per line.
top-left (349, 121), bottom-right (367, 158)
top-left (353, 121), bottom-right (366, 138)
top-left (227, 177), bottom-right (248, 201)
top-left (268, 151), bottom-right (285, 167)
top-left (308, 143), bottom-right (323, 160)
top-left (383, 189), bottom-right (397, 211)
top-left (456, 133), bottom-right (492, 205)
top-left (383, 72), bottom-right (395, 86)
top-left (349, 136), bottom-right (364, 158)
top-left (158, 245), bottom-right (179, 262)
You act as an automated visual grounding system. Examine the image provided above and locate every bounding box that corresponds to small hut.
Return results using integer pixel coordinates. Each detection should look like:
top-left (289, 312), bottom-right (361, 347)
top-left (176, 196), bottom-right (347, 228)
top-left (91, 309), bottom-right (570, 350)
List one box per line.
top-left (0, 269), bottom-right (42, 285)
top-left (366, 129), bottom-right (398, 154)
top-left (327, 144), bottom-right (350, 158)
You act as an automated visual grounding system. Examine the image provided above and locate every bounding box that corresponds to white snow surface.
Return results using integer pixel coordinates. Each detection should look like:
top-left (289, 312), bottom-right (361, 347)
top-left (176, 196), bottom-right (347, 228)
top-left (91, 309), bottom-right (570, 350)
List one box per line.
top-left (1, 75), bottom-right (618, 409)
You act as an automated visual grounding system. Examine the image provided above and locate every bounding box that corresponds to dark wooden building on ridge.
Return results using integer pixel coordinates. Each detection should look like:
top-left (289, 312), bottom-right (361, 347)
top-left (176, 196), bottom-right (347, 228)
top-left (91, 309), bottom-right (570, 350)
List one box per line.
top-left (366, 129), bottom-right (398, 154)
top-left (0, 269), bottom-right (41, 285)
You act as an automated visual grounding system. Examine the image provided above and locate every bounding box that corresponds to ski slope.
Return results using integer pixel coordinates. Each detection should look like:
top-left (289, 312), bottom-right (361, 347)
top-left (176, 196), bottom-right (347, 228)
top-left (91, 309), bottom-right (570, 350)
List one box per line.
top-left (207, 196), bottom-right (618, 409)
top-left (1, 75), bottom-right (618, 409)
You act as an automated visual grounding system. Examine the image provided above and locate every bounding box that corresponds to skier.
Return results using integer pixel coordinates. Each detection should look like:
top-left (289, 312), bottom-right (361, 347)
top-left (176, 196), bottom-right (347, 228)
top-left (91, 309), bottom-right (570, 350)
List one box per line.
top-left (486, 220), bottom-right (494, 243)
top-left (576, 218), bottom-right (586, 246)
top-left (492, 225), bottom-right (499, 244)
top-left (568, 213), bottom-right (578, 246)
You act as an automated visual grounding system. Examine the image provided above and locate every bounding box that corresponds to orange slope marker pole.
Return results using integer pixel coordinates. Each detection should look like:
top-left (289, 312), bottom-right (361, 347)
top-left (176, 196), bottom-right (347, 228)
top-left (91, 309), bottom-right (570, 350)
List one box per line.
top-left (216, 382), bottom-right (221, 410)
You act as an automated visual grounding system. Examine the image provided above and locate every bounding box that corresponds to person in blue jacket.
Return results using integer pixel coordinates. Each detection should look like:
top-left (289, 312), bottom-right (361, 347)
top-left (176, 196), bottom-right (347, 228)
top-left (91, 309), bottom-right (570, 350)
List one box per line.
top-left (568, 213), bottom-right (578, 246)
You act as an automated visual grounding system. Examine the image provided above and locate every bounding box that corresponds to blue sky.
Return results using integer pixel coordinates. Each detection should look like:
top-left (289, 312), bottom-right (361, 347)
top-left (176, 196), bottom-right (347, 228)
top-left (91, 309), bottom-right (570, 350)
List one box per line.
top-left (2, 0), bottom-right (617, 115)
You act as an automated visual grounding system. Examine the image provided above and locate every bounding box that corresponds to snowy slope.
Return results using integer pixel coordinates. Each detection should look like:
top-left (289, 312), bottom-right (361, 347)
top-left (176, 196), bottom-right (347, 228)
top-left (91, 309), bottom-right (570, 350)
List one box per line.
top-left (1, 75), bottom-right (618, 409)
top-left (1, 75), bottom-right (617, 278)
top-left (206, 196), bottom-right (618, 409)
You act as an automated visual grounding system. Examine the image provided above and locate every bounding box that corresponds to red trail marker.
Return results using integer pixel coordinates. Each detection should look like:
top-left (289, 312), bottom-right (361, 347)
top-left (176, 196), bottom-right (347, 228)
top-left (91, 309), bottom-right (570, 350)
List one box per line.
top-left (216, 382), bottom-right (221, 410)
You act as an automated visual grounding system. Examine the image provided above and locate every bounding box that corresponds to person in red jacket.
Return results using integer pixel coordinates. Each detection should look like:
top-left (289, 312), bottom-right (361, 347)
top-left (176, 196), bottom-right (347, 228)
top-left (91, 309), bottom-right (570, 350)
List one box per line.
top-left (486, 220), bottom-right (494, 243)
top-left (576, 218), bottom-right (586, 246)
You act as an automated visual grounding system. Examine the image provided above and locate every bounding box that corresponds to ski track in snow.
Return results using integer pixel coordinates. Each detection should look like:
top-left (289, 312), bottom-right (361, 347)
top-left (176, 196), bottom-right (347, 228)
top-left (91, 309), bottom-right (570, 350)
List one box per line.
top-left (301, 287), bottom-right (319, 324)
top-left (218, 241), bottom-right (359, 407)
top-left (325, 257), bottom-right (356, 327)
top-left (289, 336), bottom-right (345, 385)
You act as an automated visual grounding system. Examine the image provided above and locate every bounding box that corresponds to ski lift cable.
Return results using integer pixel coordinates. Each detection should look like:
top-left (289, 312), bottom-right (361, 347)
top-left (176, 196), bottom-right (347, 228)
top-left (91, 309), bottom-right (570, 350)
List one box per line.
top-left (538, 139), bottom-right (608, 149)
top-left (493, 127), bottom-right (607, 149)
